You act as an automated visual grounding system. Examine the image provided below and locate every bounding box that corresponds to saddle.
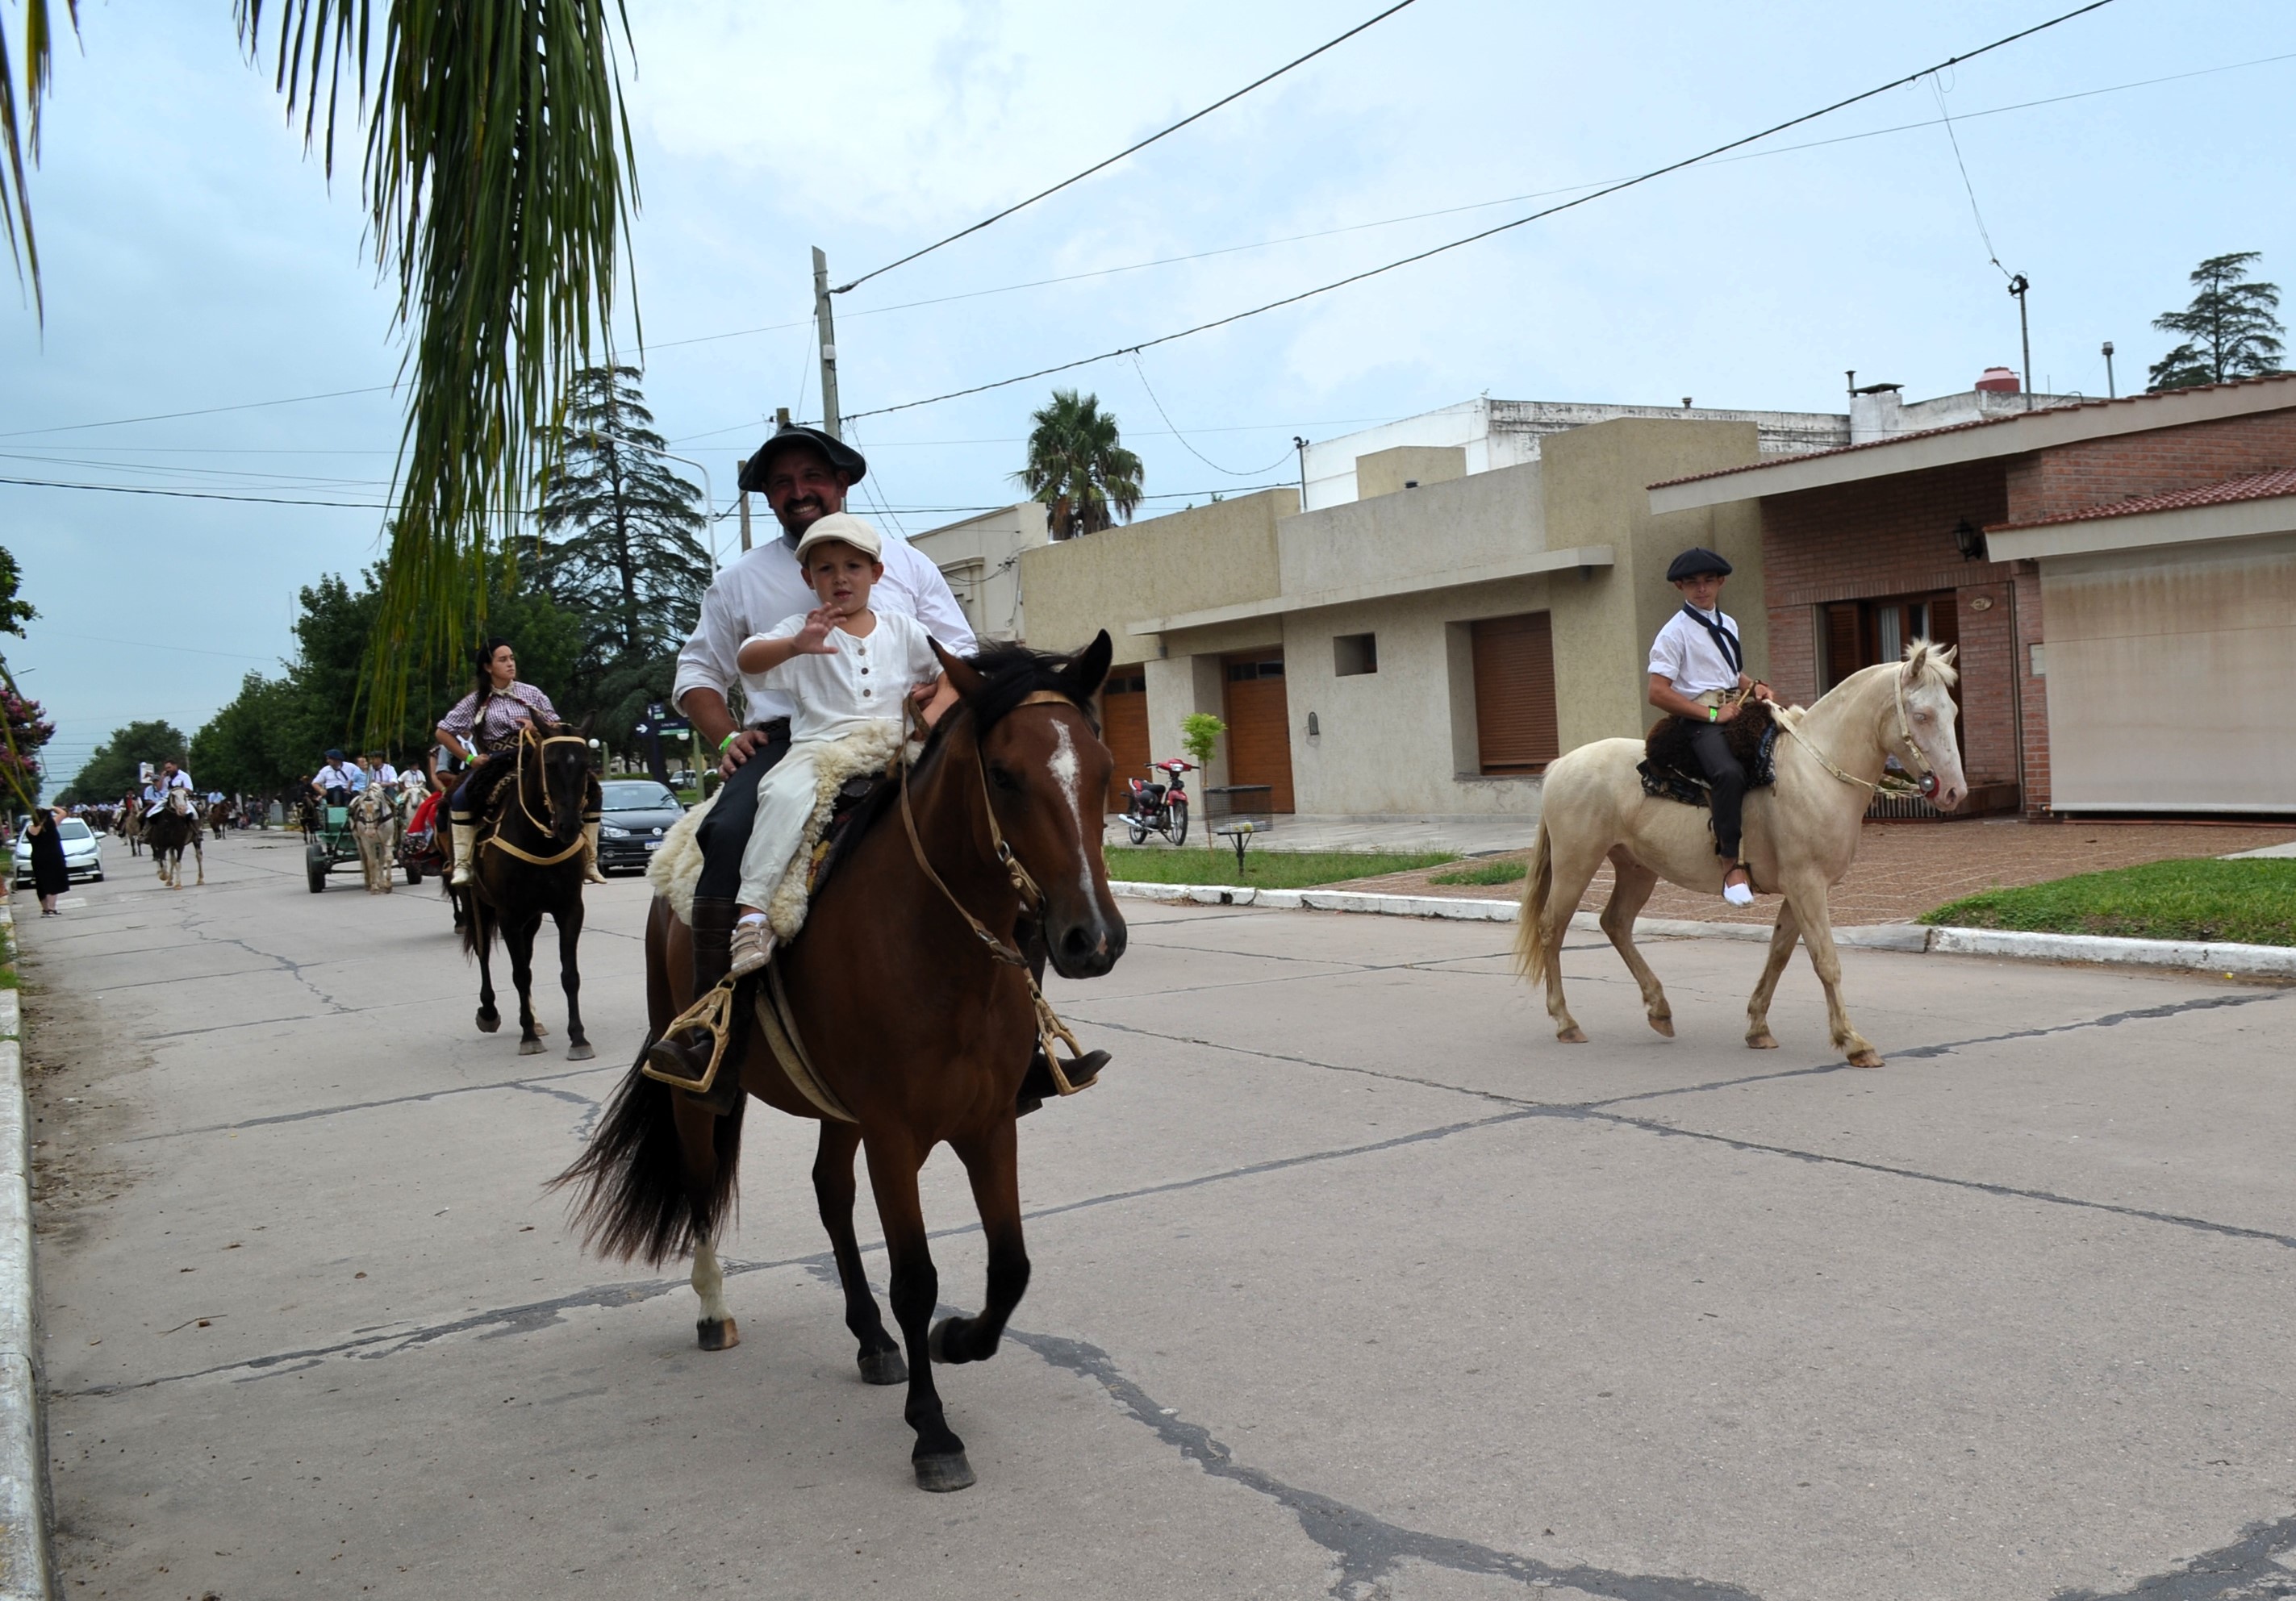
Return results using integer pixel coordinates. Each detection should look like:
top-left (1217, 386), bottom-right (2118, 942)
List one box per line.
top-left (1638, 703), bottom-right (1779, 807)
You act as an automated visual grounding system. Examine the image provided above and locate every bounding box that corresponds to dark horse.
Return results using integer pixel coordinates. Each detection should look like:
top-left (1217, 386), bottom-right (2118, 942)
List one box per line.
top-left (462, 723), bottom-right (597, 1061)
top-left (556, 636), bottom-right (1124, 1494)
top-left (142, 793), bottom-right (203, 889)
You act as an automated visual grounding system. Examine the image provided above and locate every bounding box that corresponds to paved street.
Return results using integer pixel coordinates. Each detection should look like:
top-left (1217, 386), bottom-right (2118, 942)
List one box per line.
top-left (19, 828), bottom-right (2296, 1600)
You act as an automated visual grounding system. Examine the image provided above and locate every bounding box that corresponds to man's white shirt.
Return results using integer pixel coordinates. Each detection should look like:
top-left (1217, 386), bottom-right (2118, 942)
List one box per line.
top-left (315, 762), bottom-right (360, 792)
top-left (1647, 606), bottom-right (1744, 698)
top-left (674, 527), bottom-right (977, 726)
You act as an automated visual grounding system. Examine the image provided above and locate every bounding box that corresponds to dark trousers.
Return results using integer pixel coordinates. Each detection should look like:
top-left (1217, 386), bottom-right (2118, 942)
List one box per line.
top-left (694, 726), bottom-right (794, 901)
top-left (1684, 719), bottom-right (1747, 861)
top-left (448, 753), bottom-right (509, 823)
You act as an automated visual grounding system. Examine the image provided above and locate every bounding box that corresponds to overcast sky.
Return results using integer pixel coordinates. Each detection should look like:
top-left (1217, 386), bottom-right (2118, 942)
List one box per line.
top-left (6, 0), bottom-right (2293, 794)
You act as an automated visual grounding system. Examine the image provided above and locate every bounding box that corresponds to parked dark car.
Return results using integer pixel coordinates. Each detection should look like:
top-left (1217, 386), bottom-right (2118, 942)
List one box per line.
top-left (595, 779), bottom-right (686, 875)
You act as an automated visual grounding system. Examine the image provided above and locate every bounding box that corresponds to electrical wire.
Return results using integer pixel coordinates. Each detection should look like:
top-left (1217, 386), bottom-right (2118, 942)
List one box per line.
top-left (832, 0), bottom-right (1422, 295)
top-left (1931, 76), bottom-right (2010, 277)
top-left (1129, 354), bottom-right (1301, 477)
top-left (840, 1), bottom-right (2119, 423)
top-left (0, 384), bottom-right (399, 441)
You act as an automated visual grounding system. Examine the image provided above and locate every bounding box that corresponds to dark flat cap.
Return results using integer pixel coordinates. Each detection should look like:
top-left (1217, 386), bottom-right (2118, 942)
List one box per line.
top-left (738, 423), bottom-right (866, 492)
top-left (1666, 547), bottom-right (1733, 582)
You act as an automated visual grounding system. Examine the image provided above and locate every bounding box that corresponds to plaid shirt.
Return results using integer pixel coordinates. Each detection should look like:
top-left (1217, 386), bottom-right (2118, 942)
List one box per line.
top-left (438, 681), bottom-right (560, 755)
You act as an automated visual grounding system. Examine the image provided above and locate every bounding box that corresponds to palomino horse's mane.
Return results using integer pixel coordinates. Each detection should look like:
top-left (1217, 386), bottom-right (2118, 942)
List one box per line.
top-left (824, 642), bottom-right (1103, 880)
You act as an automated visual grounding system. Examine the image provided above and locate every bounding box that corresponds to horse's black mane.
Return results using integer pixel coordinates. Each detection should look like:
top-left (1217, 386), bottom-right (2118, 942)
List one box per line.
top-left (821, 640), bottom-right (1100, 879)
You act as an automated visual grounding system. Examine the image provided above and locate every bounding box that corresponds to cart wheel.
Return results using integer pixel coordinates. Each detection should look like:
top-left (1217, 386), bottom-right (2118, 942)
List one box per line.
top-left (306, 843), bottom-right (328, 894)
top-left (1165, 799), bottom-right (1188, 847)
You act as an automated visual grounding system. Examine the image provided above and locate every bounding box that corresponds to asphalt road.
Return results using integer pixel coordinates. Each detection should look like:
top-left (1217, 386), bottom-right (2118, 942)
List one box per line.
top-left (19, 828), bottom-right (2296, 1600)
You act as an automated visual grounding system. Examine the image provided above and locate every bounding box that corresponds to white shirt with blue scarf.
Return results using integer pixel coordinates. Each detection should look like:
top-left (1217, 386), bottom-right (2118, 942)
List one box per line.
top-left (1647, 605), bottom-right (1743, 698)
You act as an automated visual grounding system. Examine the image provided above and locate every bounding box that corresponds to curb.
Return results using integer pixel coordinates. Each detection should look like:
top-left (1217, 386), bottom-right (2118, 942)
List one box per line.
top-left (0, 910), bottom-right (50, 1601)
top-left (1105, 881), bottom-right (2294, 976)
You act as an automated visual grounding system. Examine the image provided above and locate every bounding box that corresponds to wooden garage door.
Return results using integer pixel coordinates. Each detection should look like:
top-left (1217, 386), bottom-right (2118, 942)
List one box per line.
top-left (1222, 652), bottom-right (1295, 813)
top-left (1470, 612), bottom-right (1559, 774)
top-left (1100, 667), bottom-right (1149, 813)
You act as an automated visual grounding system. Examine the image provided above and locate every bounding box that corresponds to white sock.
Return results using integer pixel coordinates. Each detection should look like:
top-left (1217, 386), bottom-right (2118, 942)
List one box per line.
top-left (737, 912), bottom-right (767, 931)
top-left (1722, 880), bottom-right (1755, 907)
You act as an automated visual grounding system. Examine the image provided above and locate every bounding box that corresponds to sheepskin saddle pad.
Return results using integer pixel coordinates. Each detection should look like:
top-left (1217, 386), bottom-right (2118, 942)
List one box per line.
top-left (1638, 707), bottom-right (1779, 809)
top-left (648, 722), bottom-right (908, 937)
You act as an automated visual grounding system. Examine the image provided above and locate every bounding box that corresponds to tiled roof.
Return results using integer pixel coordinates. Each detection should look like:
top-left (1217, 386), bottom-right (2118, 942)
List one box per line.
top-left (1646, 372), bottom-right (2296, 490)
top-left (1987, 468), bottom-right (2296, 532)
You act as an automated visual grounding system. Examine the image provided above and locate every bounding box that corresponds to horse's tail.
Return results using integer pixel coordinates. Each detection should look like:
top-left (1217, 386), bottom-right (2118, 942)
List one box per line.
top-left (1512, 817), bottom-right (1556, 986)
top-left (549, 1053), bottom-right (744, 1266)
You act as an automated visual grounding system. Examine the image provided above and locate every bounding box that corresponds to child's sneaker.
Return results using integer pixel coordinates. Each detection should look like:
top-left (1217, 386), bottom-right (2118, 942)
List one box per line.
top-left (729, 914), bottom-right (775, 978)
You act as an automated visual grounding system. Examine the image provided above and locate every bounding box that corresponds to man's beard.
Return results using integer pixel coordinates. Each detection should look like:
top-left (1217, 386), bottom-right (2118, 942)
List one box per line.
top-left (775, 494), bottom-right (834, 536)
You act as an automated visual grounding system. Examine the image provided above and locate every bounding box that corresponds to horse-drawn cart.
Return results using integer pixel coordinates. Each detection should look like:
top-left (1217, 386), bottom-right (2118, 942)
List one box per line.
top-left (304, 805), bottom-right (362, 892)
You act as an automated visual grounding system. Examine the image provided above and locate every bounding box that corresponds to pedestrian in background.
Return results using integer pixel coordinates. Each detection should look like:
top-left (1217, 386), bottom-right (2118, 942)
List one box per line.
top-left (26, 806), bottom-right (70, 915)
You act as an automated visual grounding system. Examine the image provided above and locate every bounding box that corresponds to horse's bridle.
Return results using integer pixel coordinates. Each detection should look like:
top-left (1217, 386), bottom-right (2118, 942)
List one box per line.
top-left (1777, 661), bottom-right (1936, 798)
top-left (482, 726), bottom-right (591, 867)
top-left (896, 690), bottom-right (1094, 1095)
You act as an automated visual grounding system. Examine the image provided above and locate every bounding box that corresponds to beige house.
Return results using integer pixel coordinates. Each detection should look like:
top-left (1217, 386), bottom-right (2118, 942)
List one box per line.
top-left (904, 500), bottom-right (1049, 644)
top-left (1017, 417), bottom-right (1770, 818)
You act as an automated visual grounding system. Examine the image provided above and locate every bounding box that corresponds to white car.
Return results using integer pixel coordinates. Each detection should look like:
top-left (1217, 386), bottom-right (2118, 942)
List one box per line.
top-left (14, 817), bottom-right (105, 883)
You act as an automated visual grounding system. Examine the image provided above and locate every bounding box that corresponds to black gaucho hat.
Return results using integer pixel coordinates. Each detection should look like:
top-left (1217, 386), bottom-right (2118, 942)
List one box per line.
top-left (1666, 546), bottom-right (1733, 582)
top-left (737, 423), bottom-right (867, 492)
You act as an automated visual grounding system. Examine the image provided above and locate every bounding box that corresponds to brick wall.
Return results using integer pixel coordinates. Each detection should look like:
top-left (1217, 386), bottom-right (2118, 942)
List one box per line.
top-left (2006, 411), bottom-right (2296, 523)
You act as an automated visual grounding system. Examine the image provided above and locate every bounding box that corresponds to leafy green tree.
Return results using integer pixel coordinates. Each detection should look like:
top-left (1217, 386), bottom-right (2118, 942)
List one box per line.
top-left (56, 720), bottom-right (188, 807)
top-left (5, 2), bottom-right (641, 740)
top-left (532, 365), bottom-right (711, 755)
top-left (1016, 390), bottom-right (1144, 539)
top-left (188, 672), bottom-right (306, 803)
top-left (2148, 252), bottom-right (2286, 390)
top-left (0, 539), bottom-right (44, 810)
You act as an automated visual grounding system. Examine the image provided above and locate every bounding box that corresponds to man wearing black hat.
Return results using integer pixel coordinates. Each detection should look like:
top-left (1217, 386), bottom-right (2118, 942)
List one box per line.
top-left (1647, 547), bottom-right (1771, 907)
top-left (656, 424), bottom-right (976, 1094)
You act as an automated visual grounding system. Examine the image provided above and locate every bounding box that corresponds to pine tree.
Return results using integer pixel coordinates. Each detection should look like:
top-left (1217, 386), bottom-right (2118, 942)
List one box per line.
top-left (532, 366), bottom-right (712, 754)
top-left (2148, 252), bottom-right (2285, 390)
top-left (1014, 390), bottom-right (1144, 539)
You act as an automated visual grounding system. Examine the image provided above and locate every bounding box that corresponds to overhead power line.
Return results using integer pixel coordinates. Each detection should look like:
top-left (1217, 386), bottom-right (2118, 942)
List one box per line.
top-left (831, 0), bottom-right (1423, 296)
top-left (0, 383), bottom-right (399, 441)
top-left (844, 0), bottom-right (2119, 423)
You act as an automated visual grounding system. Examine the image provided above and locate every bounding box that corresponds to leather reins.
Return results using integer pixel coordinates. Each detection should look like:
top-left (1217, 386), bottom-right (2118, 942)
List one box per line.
top-left (897, 690), bottom-right (1094, 1096)
top-left (482, 726), bottom-right (591, 867)
top-left (1774, 661), bottom-right (1935, 798)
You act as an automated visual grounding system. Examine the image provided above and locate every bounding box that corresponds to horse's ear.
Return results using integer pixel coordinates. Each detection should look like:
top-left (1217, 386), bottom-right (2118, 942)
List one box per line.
top-left (933, 638), bottom-right (986, 699)
top-left (1065, 631), bottom-right (1114, 701)
top-left (1905, 639), bottom-right (1929, 673)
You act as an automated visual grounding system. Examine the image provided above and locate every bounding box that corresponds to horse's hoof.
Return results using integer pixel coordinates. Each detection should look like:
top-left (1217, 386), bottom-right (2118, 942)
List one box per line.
top-left (696, 1317), bottom-right (739, 1352)
top-left (517, 1037), bottom-right (545, 1057)
top-left (475, 1011), bottom-right (500, 1034)
top-left (912, 1453), bottom-right (975, 1494)
top-left (1747, 1032), bottom-right (1778, 1051)
top-left (1847, 1049), bottom-right (1885, 1069)
top-left (1648, 1015), bottom-right (1675, 1039)
top-left (858, 1349), bottom-right (908, 1386)
top-left (1556, 1026), bottom-right (1588, 1044)
top-left (566, 1042), bottom-right (595, 1061)
top-left (927, 1316), bottom-right (968, 1365)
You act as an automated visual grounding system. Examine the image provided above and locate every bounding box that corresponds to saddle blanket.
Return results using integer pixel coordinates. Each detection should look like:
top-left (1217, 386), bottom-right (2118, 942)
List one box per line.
top-left (1638, 705), bottom-right (1780, 808)
top-left (649, 722), bottom-right (908, 936)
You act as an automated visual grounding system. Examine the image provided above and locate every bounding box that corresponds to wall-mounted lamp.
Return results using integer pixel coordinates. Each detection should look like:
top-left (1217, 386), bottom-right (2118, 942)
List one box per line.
top-left (1305, 712), bottom-right (1321, 738)
top-left (1952, 517), bottom-right (1988, 562)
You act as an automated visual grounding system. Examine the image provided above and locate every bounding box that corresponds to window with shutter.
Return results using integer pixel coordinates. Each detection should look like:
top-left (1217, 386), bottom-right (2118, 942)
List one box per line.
top-left (1469, 613), bottom-right (1559, 774)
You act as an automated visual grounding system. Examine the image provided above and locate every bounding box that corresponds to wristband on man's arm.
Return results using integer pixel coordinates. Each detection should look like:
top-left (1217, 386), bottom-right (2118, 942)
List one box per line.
top-left (719, 732), bottom-right (741, 754)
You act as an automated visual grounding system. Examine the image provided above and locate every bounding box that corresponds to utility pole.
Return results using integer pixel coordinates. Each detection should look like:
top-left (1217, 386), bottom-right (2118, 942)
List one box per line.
top-left (2007, 274), bottom-right (2032, 410)
top-left (812, 247), bottom-right (842, 440)
top-left (1293, 436), bottom-right (1310, 513)
top-left (736, 457), bottom-right (752, 552)
top-left (2102, 340), bottom-right (2117, 400)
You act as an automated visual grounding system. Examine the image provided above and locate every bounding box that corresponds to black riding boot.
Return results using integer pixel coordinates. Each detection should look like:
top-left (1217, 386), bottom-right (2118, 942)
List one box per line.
top-left (1016, 1045), bottom-right (1111, 1118)
top-left (645, 898), bottom-right (748, 1116)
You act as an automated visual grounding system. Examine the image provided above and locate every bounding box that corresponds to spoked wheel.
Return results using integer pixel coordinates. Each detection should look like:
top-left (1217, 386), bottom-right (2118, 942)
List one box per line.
top-left (1126, 819), bottom-right (1149, 845)
top-left (1163, 799), bottom-right (1188, 847)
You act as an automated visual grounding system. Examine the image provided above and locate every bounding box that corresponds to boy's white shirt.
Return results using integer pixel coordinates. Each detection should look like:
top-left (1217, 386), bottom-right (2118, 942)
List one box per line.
top-left (739, 609), bottom-right (944, 743)
top-left (1647, 605), bottom-right (1743, 698)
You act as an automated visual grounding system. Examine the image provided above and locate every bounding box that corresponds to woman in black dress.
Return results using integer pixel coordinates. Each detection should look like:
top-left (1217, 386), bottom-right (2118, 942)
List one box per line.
top-left (26, 807), bottom-right (70, 915)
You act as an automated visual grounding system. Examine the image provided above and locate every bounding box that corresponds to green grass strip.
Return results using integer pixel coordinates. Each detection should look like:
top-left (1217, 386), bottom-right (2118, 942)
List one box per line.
top-left (1429, 859), bottom-right (1528, 887)
top-left (1102, 846), bottom-right (1455, 890)
top-left (1922, 858), bottom-right (2296, 947)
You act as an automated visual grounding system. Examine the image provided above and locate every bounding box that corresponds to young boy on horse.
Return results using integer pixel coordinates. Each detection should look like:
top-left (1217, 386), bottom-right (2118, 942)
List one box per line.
top-left (1647, 547), bottom-right (1772, 907)
top-left (724, 513), bottom-right (954, 978)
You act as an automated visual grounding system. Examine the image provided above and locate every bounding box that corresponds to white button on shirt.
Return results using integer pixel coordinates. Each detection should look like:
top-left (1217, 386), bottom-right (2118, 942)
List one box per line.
top-left (673, 527), bottom-right (976, 727)
top-left (1647, 606), bottom-right (1745, 698)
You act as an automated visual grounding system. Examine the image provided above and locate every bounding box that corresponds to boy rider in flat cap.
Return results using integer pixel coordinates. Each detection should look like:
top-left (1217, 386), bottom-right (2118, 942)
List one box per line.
top-left (1647, 547), bottom-right (1772, 907)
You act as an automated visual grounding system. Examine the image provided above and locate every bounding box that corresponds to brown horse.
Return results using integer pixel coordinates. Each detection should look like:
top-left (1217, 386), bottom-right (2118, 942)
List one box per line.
top-left (142, 792), bottom-right (204, 889)
top-left (463, 723), bottom-right (598, 1060)
top-left (557, 635), bottom-right (1123, 1494)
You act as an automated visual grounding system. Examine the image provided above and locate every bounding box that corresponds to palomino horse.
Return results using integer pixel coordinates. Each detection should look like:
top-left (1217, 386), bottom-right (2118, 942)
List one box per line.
top-left (119, 798), bottom-right (144, 857)
top-left (463, 722), bottom-right (597, 1061)
top-left (142, 792), bottom-right (205, 890)
top-left (348, 784), bottom-right (399, 894)
top-left (557, 636), bottom-right (1124, 1495)
top-left (1515, 643), bottom-right (1968, 1068)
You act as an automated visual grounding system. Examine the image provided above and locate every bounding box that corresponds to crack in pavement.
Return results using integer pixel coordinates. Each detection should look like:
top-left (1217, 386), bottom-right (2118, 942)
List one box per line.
top-left (123, 1062), bottom-right (620, 1143)
top-left (2052, 1510), bottom-right (2296, 1599)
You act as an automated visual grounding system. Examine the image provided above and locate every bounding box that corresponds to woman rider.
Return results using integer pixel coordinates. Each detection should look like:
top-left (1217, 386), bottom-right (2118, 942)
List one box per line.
top-left (436, 638), bottom-right (607, 888)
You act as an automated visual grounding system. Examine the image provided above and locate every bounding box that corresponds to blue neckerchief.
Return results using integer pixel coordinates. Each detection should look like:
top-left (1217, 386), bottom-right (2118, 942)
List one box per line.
top-left (1680, 603), bottom-right (1742, 677)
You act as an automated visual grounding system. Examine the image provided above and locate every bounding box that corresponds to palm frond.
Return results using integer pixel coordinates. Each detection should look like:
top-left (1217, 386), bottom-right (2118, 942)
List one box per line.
top-left (237, 0), bottom-right (641, 741)
top-left (1, 0), bottom-right (81, 319)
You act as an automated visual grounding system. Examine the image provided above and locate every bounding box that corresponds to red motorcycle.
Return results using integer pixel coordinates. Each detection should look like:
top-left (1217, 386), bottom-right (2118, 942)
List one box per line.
top-left (1125, 759), bottom-right (1194, 846)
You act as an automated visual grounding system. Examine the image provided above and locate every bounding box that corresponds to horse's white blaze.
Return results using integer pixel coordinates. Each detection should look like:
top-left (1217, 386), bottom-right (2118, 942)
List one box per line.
top-left (1047, 720), bottom-right (1096, 906)
top-left (691, 1237), bottom-right (731, 1325)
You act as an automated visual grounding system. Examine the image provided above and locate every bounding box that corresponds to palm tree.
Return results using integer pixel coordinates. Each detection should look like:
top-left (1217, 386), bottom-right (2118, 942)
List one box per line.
top-left (4, 1), bottom-right (640, 737)
top-left (1015, 390), bottom-right (1144, 539)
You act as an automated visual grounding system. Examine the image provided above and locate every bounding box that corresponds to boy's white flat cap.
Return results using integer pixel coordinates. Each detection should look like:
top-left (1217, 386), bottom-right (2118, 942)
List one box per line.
top-left (791, 512), bottom-right (883, 563)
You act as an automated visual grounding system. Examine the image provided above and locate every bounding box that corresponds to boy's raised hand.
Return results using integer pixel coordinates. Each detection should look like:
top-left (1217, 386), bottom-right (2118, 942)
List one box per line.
top-left (792, 607), bottom-right (841, 656)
